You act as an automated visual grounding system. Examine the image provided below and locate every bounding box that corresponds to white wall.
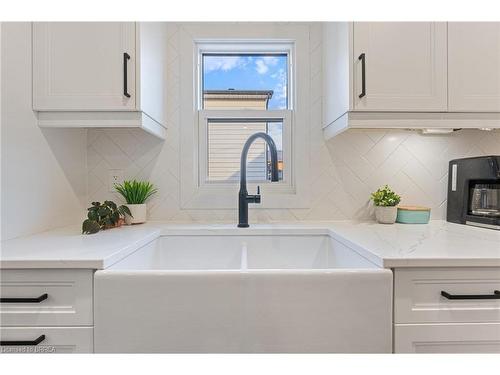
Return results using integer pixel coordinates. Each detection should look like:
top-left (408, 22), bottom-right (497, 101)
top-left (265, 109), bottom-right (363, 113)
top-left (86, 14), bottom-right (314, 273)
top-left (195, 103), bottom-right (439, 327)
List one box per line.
top-left (85, 23), bottom-right (500, 223)
top-left (1, 23), bottom-right (87, 240)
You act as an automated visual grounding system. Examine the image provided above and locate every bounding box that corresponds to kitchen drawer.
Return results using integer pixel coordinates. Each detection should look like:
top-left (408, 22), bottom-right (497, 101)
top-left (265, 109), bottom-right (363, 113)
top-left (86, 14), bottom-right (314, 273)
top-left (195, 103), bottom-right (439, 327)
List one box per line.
top-left (395, 323), bottom-right (500, 353)
top-left (394, 268), bottom-right (500, 324)
top-left (0, 269), bottom-right (93, 326)
top-left (0, 326), bottom-right (93, 353)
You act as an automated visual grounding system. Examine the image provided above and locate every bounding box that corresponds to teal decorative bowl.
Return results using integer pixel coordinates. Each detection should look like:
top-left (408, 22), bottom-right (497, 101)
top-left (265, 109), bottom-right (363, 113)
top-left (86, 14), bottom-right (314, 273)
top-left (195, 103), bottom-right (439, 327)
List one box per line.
top-left (396, 206), bottom-right (431, 224)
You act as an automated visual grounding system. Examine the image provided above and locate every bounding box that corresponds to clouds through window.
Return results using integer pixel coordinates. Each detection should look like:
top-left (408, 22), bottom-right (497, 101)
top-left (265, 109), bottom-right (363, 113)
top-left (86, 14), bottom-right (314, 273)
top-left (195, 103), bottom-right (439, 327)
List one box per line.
top-left (202, 54), bottom-right (288, 109)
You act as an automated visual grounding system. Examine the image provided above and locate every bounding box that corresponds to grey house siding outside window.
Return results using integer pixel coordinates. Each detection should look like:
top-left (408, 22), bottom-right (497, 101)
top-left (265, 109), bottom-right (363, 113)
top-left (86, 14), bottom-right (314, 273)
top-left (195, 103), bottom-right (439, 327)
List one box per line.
top-left (205, 90), bottom-right (282, 182)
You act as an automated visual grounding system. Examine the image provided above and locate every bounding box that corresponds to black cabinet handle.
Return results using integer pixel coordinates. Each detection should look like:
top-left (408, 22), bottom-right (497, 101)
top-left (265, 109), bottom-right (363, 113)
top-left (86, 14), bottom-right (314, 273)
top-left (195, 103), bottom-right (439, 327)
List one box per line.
top-left (123, 52), bottom-right (131, 98)
top-left (1, 335), bottom-right (46, 346)
top-left (358, 53), bottom-right (366, 99)
top-left (441, 290), bottom-right (500, 300)
top-left (0, 293), bottom-right (48, 303)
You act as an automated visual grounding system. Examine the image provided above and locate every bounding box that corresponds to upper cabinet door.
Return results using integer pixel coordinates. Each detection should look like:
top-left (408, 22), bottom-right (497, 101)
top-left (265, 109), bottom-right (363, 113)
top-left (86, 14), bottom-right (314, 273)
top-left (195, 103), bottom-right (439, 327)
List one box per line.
top-left (33, 22), bottom-right (136, 111)
top-left (448, 22), bottom-right (500, 112)
top-left (353, 22), bottom-right (447, 112)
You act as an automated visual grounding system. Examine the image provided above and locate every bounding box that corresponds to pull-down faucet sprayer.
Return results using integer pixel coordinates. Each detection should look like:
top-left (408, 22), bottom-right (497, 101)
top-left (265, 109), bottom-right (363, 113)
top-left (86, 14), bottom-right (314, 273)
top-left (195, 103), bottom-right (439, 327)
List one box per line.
top-left (238, 132), bottom-right (279, 228)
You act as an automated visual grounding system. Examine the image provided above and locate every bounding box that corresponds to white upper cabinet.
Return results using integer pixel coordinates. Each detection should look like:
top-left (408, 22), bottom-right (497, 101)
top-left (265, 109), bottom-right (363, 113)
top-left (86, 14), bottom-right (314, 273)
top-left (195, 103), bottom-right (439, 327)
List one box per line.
top-left (448, 22), bottom-right (500, 112)
top-left (323, 22), bottom-right (500, 139)
top-left (32, 22), bottom-right (167, 139)
top-left (33, 22), bottom-right (136, 111)
top-left (352, 22), bottom-right (447, 112)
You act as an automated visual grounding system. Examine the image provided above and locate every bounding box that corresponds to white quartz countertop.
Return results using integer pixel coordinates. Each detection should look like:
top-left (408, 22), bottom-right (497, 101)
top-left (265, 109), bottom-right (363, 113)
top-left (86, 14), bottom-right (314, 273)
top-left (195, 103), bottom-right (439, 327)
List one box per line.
top-left (325, 221), bottom-right (500, 268)
top-left (1, 220), bottom-right (499, 269)
top-left (0, 223), bottom-right (162, 269)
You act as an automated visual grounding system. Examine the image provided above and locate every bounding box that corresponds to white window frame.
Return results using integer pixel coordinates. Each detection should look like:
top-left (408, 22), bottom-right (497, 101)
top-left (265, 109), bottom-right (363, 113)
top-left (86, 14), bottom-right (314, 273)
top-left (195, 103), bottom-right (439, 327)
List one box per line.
top-left (180, 24), bottom-right (310, 209)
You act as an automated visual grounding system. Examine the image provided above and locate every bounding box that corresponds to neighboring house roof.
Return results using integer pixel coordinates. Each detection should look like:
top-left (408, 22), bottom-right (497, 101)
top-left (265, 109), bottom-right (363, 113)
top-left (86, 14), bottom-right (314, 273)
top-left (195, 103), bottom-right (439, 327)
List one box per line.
top-left (203, 89), bottom-right (273, 101)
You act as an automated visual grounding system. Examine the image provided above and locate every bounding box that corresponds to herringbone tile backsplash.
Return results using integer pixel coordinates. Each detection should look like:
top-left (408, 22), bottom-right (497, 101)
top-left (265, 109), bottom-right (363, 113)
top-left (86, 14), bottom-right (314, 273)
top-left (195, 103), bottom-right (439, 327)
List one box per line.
top-left (86, 24), bottom-right (500, 223)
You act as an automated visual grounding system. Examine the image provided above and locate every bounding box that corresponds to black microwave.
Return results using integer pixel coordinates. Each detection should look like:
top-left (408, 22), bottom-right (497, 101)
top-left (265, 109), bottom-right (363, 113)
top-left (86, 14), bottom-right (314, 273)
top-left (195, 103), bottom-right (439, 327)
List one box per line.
top-left (447, 156), bottom-right (500, 230)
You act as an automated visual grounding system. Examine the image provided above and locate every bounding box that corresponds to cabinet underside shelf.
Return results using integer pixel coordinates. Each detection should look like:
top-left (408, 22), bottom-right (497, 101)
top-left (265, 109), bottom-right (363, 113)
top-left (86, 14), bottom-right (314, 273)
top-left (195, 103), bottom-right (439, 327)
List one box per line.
top-left (36, 110), bottom-right (167, 140)
top-left (323, 111), bottom-right (500, 140)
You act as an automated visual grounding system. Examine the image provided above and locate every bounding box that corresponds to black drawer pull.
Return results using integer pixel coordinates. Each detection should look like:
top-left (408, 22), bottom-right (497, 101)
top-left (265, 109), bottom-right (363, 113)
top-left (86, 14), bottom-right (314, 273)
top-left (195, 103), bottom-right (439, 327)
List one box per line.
top-left (358, 53), bottom-right (366, 98)
top-left (0, 293), bottom-right (48, 303)
top-left (0, 335), bottom-right (45, 346)
top-left (441, 290), bottom-right (500, 300)
top-left (123, 52), bottom-right (131, 98)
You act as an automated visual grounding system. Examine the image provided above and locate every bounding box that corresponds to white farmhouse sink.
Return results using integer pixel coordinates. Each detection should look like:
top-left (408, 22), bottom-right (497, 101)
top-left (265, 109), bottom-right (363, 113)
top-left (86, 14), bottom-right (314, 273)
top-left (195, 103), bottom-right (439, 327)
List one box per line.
top-left (94, 229), bottom-right (392, 353)
top-left (108, 233), bottom-right (376, 270)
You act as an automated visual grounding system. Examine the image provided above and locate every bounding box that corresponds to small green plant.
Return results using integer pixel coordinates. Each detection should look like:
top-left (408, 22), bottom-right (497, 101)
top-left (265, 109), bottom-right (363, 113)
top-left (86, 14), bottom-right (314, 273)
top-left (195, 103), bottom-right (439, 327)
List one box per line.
top-left (82, 201), bottom-right (132, 234)
top-left (114, 180), bottom-right (157, 204)
top-left (370, 185), bottom-right (401, 207)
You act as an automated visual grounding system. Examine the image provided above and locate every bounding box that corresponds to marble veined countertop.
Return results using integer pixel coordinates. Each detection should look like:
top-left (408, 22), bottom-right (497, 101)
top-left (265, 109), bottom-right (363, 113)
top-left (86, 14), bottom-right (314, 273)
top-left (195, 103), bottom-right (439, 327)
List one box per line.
top-left (1, 220), bottom-right (499, 269)
top-left (325, 220), bottom-right (500, 268)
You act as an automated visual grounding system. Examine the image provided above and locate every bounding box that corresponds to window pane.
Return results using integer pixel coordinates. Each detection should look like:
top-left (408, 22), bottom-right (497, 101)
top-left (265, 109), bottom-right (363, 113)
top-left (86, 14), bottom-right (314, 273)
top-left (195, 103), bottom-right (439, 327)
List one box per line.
top-left (202, 54), bottom-right (288, 110)
top-left (207, 119), bottom-right (284, 183)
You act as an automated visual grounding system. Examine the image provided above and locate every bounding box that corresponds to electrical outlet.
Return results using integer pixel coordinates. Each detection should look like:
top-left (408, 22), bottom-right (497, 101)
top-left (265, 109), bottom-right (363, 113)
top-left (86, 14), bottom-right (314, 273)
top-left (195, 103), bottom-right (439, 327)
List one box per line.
top-left (108, 169), bottom-right (124, 192)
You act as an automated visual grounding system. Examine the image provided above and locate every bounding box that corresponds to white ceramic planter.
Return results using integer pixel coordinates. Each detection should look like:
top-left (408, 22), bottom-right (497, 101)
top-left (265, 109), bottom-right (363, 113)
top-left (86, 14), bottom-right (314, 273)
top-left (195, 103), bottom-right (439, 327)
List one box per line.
top-left (375, 206), bottom-right (398, 224)
top-left (124, 204), bottom-right (147, 225)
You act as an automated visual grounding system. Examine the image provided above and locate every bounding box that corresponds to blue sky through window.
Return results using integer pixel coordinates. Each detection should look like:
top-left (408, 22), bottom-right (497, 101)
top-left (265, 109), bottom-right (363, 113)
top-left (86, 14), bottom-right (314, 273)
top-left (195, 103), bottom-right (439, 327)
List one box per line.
top-left (203, 54), bottom-right (288, 110)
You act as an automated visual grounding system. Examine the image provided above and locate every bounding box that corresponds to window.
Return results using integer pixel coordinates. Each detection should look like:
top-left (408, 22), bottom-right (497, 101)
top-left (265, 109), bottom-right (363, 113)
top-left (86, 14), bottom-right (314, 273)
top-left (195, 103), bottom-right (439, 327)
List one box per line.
top-left (179, 24), bottom-right (310, 210)
top-left (197, 45), bottom-right (293, 185)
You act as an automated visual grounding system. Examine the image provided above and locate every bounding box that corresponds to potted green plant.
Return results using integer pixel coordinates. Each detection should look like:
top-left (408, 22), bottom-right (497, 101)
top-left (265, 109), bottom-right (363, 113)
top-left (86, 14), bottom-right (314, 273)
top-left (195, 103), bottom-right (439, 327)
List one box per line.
top-left (82, 201), bottom-right (132, 234)
top-left (114, 180), bottom-right (157, 224)
top-left (370, 185), bottom-right (401, 224)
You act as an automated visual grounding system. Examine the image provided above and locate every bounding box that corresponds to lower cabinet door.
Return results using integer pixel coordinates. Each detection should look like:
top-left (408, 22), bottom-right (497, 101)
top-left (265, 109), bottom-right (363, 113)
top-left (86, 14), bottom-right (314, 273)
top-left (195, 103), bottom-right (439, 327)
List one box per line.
top-left (395, 323), bottom-right (500, 353)
top-left (0, 327), bottom-right (93, 353)
top-left (394, 267), bottom-right (500, 324)
top-left (0, 269), bottom-right (94, 326)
